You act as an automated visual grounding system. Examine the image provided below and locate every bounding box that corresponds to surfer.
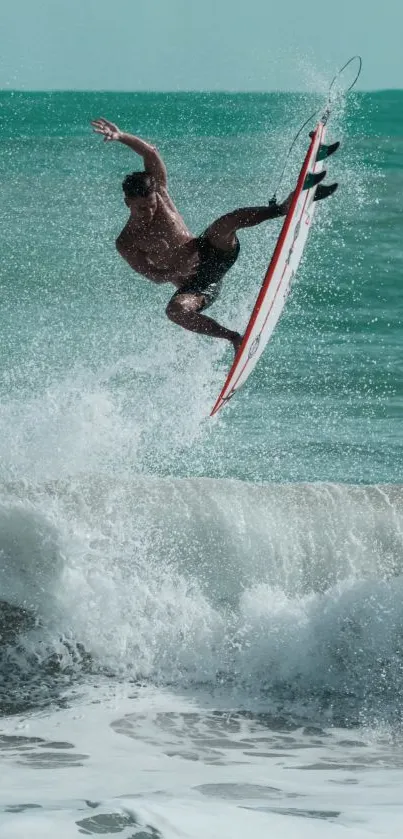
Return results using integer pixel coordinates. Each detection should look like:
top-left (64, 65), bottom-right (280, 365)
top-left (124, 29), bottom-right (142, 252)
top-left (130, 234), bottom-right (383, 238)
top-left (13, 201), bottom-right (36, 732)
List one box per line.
top-left (92, 118), bottom-right (335, 354)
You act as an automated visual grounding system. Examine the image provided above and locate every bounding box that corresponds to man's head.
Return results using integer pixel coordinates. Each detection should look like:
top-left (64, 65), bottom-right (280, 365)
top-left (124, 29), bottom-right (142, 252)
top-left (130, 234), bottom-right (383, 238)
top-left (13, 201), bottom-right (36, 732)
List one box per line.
top-left (122, 171), bottom-right (158, 221)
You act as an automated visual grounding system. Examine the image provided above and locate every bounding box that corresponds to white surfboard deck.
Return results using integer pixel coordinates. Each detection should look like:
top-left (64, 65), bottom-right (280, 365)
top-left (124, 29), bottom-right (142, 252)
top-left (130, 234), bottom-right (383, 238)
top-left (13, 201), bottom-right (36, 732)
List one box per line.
top-left (211, 121), bottom-right (327, 417)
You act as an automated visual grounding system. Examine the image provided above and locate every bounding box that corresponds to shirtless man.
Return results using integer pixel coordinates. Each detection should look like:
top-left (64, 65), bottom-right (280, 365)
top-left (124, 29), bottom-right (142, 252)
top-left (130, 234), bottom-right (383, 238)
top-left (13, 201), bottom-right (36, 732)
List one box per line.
top-left (91, 118), bottom-right (336, 354)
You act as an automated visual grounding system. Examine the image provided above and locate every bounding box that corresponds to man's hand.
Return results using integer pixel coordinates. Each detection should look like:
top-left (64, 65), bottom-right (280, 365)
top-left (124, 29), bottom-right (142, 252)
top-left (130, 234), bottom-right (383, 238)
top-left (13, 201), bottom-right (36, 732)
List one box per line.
top-left (91, 118), bottom-right (122, 142)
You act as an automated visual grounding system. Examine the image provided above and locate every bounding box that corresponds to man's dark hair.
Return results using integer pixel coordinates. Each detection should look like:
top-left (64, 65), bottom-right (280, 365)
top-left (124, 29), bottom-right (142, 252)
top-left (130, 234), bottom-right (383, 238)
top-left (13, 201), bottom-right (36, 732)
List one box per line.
top-left (122, 171), bottom-right (157, 198)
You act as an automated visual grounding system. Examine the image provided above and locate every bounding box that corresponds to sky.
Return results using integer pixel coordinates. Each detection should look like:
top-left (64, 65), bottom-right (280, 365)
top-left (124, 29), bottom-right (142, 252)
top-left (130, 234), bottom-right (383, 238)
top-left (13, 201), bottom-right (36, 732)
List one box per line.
top-left (1, 0), bottom-right (402, 91)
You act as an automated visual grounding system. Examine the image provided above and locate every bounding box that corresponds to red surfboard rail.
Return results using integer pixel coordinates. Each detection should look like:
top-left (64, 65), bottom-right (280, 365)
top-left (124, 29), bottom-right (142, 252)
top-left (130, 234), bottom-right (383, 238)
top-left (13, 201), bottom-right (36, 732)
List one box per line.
top-left (210, 121), bottom-right (326, 417)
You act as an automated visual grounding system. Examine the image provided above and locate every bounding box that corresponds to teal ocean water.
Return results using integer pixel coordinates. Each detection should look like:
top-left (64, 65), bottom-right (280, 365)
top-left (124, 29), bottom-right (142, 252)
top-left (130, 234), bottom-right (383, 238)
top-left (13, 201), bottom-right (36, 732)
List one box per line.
top-left (1, 91), bottom-right (403, 839)
top-left (0, 91), bottom-right (401, 483)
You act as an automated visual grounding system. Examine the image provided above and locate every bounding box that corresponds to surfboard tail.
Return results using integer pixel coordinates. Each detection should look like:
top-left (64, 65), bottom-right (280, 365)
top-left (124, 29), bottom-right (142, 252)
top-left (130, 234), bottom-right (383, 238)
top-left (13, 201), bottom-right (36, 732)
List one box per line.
top-left (303, 169), bottom-right (326, 190)
top-left (316, 140), bottom-right (340, 161)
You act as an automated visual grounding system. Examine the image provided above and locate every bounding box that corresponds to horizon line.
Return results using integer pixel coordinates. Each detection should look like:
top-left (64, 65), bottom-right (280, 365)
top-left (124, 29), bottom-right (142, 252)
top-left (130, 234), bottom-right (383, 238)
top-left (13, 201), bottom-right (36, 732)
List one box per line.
top-left (0, 87), bottom-right (401, 95)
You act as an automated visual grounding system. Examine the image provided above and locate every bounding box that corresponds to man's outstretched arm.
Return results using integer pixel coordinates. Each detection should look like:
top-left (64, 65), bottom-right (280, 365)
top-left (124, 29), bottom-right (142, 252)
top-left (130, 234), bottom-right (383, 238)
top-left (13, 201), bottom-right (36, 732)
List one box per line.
top-left (91, 117), bottom-right (167, 187)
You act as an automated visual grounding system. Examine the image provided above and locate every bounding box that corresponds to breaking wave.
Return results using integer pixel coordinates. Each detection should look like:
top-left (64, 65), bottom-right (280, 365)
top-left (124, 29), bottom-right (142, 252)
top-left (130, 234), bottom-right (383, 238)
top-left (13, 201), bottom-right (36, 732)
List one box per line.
top-left (1, 476), bottom-right (403, 724)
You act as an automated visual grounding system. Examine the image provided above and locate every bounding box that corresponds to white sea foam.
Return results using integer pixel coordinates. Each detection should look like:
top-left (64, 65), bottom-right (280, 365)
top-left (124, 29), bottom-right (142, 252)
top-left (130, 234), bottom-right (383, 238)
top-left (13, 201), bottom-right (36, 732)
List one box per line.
top-left (1, 476), bottom-right (403, 726)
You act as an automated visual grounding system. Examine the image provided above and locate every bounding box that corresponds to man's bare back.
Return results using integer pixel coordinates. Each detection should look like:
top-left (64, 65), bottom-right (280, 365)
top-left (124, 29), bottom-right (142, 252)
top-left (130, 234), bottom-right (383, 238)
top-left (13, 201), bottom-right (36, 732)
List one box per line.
top-left (91, 117), bottom-right (336, 351)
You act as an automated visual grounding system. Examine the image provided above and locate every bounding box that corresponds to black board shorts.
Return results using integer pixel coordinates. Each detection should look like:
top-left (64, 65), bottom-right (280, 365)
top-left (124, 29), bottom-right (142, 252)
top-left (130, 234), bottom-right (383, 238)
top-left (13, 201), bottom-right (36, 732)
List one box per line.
top-left (170, 234), bottom-right (240, 311)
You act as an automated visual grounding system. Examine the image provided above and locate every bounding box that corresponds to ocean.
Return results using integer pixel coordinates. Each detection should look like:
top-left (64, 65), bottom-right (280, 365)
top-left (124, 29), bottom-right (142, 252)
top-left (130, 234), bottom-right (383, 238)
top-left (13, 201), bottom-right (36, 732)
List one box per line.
top-left (0, 88), bottom-right (402, 838)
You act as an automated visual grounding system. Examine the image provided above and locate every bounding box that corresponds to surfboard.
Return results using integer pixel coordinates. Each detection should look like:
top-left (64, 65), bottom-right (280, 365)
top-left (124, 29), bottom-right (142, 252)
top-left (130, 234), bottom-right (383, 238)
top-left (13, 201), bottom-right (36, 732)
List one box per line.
top-left (210, 120), bottom-right (335, 417)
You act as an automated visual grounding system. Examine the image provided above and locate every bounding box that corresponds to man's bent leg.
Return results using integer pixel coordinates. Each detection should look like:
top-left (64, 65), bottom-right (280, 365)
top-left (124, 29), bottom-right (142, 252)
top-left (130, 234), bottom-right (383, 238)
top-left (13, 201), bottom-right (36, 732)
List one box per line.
top-left (166, 294), bottom-right (242, 353)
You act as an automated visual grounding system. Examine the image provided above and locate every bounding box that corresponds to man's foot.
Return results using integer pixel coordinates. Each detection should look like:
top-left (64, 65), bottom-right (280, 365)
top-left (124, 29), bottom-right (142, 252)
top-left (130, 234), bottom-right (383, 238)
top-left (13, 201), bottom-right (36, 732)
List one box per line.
top-left (230, 332), bottom-right (243, 356)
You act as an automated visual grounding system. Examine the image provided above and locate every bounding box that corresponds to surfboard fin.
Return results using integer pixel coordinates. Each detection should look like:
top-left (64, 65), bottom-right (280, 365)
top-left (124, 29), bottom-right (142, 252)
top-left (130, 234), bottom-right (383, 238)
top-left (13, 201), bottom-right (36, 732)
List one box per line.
top-left (314, 182), bottom-right (338, 201)
top-left (303, 169), bottom-right (326, 190)
top-left (316, 141), bottom-right (340, 161)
